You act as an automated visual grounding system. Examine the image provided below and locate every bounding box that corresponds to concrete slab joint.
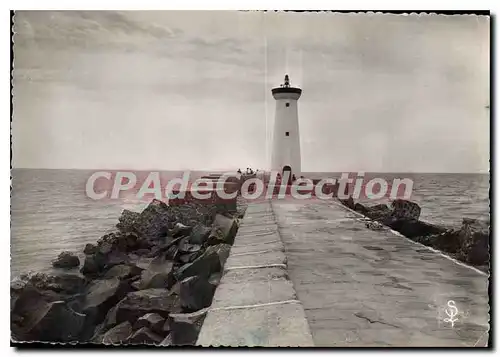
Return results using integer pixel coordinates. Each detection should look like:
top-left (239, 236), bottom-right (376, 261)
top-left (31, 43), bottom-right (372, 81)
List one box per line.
top-left (196, 200), bottom-right (315, 347)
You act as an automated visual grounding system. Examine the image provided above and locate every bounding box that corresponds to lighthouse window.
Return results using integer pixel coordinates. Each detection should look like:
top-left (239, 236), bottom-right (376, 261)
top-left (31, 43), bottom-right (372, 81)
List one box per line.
top-left (285, 132), bottom-right (290, 136)
top-left (285, 103), bottom-right (290, 107)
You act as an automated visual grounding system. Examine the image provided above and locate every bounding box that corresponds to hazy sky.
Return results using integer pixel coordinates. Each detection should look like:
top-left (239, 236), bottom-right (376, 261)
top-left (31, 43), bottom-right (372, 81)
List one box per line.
top-left (13, 11), bottom-right (490, 172)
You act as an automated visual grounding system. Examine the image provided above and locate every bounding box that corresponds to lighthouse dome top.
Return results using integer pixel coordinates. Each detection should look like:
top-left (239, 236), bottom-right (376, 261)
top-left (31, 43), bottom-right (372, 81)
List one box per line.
top-left (272, 74), bottom-right (302, 99)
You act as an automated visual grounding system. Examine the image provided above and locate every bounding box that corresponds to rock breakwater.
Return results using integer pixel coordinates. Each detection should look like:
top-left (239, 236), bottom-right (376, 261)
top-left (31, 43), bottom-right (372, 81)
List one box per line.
top-left (340, 198), bottom-right (490, 272)
top-left (11, 197), bottom-right (244, 345)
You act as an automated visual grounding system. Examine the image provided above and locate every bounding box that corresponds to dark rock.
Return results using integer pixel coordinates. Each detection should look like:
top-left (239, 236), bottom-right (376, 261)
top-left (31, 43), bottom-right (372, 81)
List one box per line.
top-left (205, 243), bottom-right (232, 267)
top-left (84, 243), bottom-right (98, 255)
top-left (179, 276), bottom-right (215, 311)
top-left (132, 249), bottom-right (152, 257)
top-left (98, 241), bottom-right (114, 255)
top-left (160, 333), bottom-right (173, 346)
top-left (133, 313), bottom-right (165, 334)
top-left (340, 196), bottom-right (355, 210)
top-left (207, 214), bottom-right (238, 245)
top-left (106, 250), bottom-right (130, 267)
top-left (168, 308), bottom-right (209, 346)
top-left (133, 255), bottom-right (175, 290)
top-left (97, 231), bottom-right (144, 255)
top-left (177, 252), bottom-right (200, 265)
top-left (137, 270), bottom-right (174, 290)
top-left (82, 278), bottom-right (132, 329)
top-left (129, 256), bottom-right (154, 270)
top-left (170, 223), bottom-right (193, 238)
top-left (208, 272), bottom-right (222, 287)
top-left (148, 255), bottom-right (174, 273)
top-left (81, 252), bottom-right (108, 277)
top-left (100, 321), bottom-right (132, 345)
top-left (11, 283), bottom-right (59, 326)
top-left (390, 199), bottom-right (422, 220)
top-left (104, 288), bottom-right (181, 327)
top-left (52, 251), bottom-right (80, 269)
top-left (416, 230), bottom-right (461, 253)
top-left (16, 272), bottom-right (86, 296)
top-left (365, 204), bottom-right (392, 221)
top-left (189, 224), bottom-right (211, 245)
top-left (354, 203), bottom-right (369, 214)
top-left (179, 240), bottom-right (202, 254)
top-left (89, 322), bottom-right (107, 343)
top-left (103, 264), bottom-right (142, 280)
top-left (127, 327), bottom-right (163, 345)
top-left (165, 201), bottom-right (219, 228)
top-left (174, 245), bottom-right (223, 281)
top-left (458, 218), bottom-right (489, 265)
top-left (116, 209), bottom-right (141, 234)
top-left (16, 300), bottom-right (86, 342)
top-left (384, 218), bottom-right (448, 239)
top-left (135, 199), bottom-right (170, 240)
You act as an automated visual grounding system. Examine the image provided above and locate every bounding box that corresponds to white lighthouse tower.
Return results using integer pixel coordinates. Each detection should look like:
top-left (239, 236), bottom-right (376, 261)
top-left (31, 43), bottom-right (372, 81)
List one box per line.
top-left (271, 74), bottom-right (302, 181)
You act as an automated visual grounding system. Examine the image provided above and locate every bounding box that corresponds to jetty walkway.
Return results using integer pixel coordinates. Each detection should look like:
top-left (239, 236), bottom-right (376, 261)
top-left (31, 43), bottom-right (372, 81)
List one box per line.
top-left (197, 198), bottom-right (489, 347)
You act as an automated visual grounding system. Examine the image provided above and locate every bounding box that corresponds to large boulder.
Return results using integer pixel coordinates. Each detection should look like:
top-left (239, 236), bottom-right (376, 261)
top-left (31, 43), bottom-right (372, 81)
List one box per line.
top-left (168, 308), bottom-right (209, 346)
top-left (340, 196), bottom-right (355, 210)
top-left (52, 251), bottom-right (80, 269)
top-left (103, 264), bottom-right (142, 281)
top-left (133, 313), bottom-right (165, 335)
top-left (166, 200), bottom-right (219, 228)
top-left (160, 334), bottom-right (173, 346)
top-left (127, 327), bottom-right (163, 345)
top-left (414, 229), bottom-right (462, 253)
top-left (15, 272), bottom-right (86, 296)
top-left (204, 243), bottom-right (232, 267)
top-left (134, 199), bottom-right (170, 240)
top-left (189, 224), bottom-right (211, 245)
top-left (207, 214), bottom-right (238, 245)
top-left (365, 204), bottom-right (392, 221)
top-left (116, 210), bottom-right (141, 234)
top-left (178, 239), bottom-right (202, 254)
top-left (104, 289), bottom-right (181, 327)
top-left (179, 276), bottom-right (215, 312)
top-left (100, 321), bottom-right (132, 345)
top-left (458, 218), bottom-right (490, 265)
top-left (11, 283), bottom-right (61, 335)
top-left (132, 254), bottom-right (175, 290)
top-left (354, 203), bottom-right (369, 215)
top-left (81, 252), bottom-right (108, 277)
top-left (97, 232), bottom-right (143, 253)
top-left (14, 300), bottom-right (86, 342)
top-left (390, 199), bottom-right (421, 221)
top-left (84, 243), bottom-right (98, 255)
top-left (81, 245), bottom-right (132, 278)
top-left (174, 245), bottom-right (224, 281)
top-left (170, 223), bottom-right (193, 238)
top-left (384, 218), bottom-right (448, 239)
top-left (136, 270), bottom-right (174, 290)
top-left (82, 278), bottom-right (132, 329)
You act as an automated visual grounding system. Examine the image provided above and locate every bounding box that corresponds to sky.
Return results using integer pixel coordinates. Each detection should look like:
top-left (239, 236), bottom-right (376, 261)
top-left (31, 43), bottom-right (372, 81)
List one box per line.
top-left (12, 11), bottom-right (490, 172)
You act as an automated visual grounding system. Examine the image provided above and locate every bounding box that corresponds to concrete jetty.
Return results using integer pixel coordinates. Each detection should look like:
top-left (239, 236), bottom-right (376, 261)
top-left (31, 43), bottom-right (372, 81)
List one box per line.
top-left (198, 198), bottom-right (489, 347)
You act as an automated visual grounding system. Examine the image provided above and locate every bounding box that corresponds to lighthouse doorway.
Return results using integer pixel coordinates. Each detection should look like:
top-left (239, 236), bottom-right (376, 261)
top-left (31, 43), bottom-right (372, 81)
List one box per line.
top-left (282, 165), bottom-right (292, 185)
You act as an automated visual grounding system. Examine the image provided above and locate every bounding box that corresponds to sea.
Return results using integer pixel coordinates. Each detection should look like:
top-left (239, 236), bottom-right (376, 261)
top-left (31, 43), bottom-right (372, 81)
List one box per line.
top-left (10, 169), bottom-right (490, 278)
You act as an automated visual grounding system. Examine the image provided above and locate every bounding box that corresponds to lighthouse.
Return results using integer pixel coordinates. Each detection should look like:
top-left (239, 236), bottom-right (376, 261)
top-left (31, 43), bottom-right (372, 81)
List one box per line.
top-left (271, 74), bottom-right (302, 181)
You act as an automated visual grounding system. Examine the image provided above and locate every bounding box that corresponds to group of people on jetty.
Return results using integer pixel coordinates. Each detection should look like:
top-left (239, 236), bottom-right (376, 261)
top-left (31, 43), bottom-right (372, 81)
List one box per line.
top-left (236, 168), bottom-right (258, 175)
top-left (236, 167), bottom-right (304, 186)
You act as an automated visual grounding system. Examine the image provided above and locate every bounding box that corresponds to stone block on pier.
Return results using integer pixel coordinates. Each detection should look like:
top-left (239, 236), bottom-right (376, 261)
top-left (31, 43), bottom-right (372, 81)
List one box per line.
top-left (196, 302), bottom-right (314, 347)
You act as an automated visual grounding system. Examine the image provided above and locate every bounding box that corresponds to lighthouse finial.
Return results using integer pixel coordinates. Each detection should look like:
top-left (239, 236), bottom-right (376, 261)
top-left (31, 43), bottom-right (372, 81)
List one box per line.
top-left (284, 74), bottom-right (290, 87)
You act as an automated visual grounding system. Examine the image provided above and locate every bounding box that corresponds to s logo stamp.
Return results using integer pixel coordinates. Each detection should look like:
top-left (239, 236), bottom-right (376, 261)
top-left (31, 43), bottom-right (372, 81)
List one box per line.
top-left (444, 300), bottom-right (459, 328)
